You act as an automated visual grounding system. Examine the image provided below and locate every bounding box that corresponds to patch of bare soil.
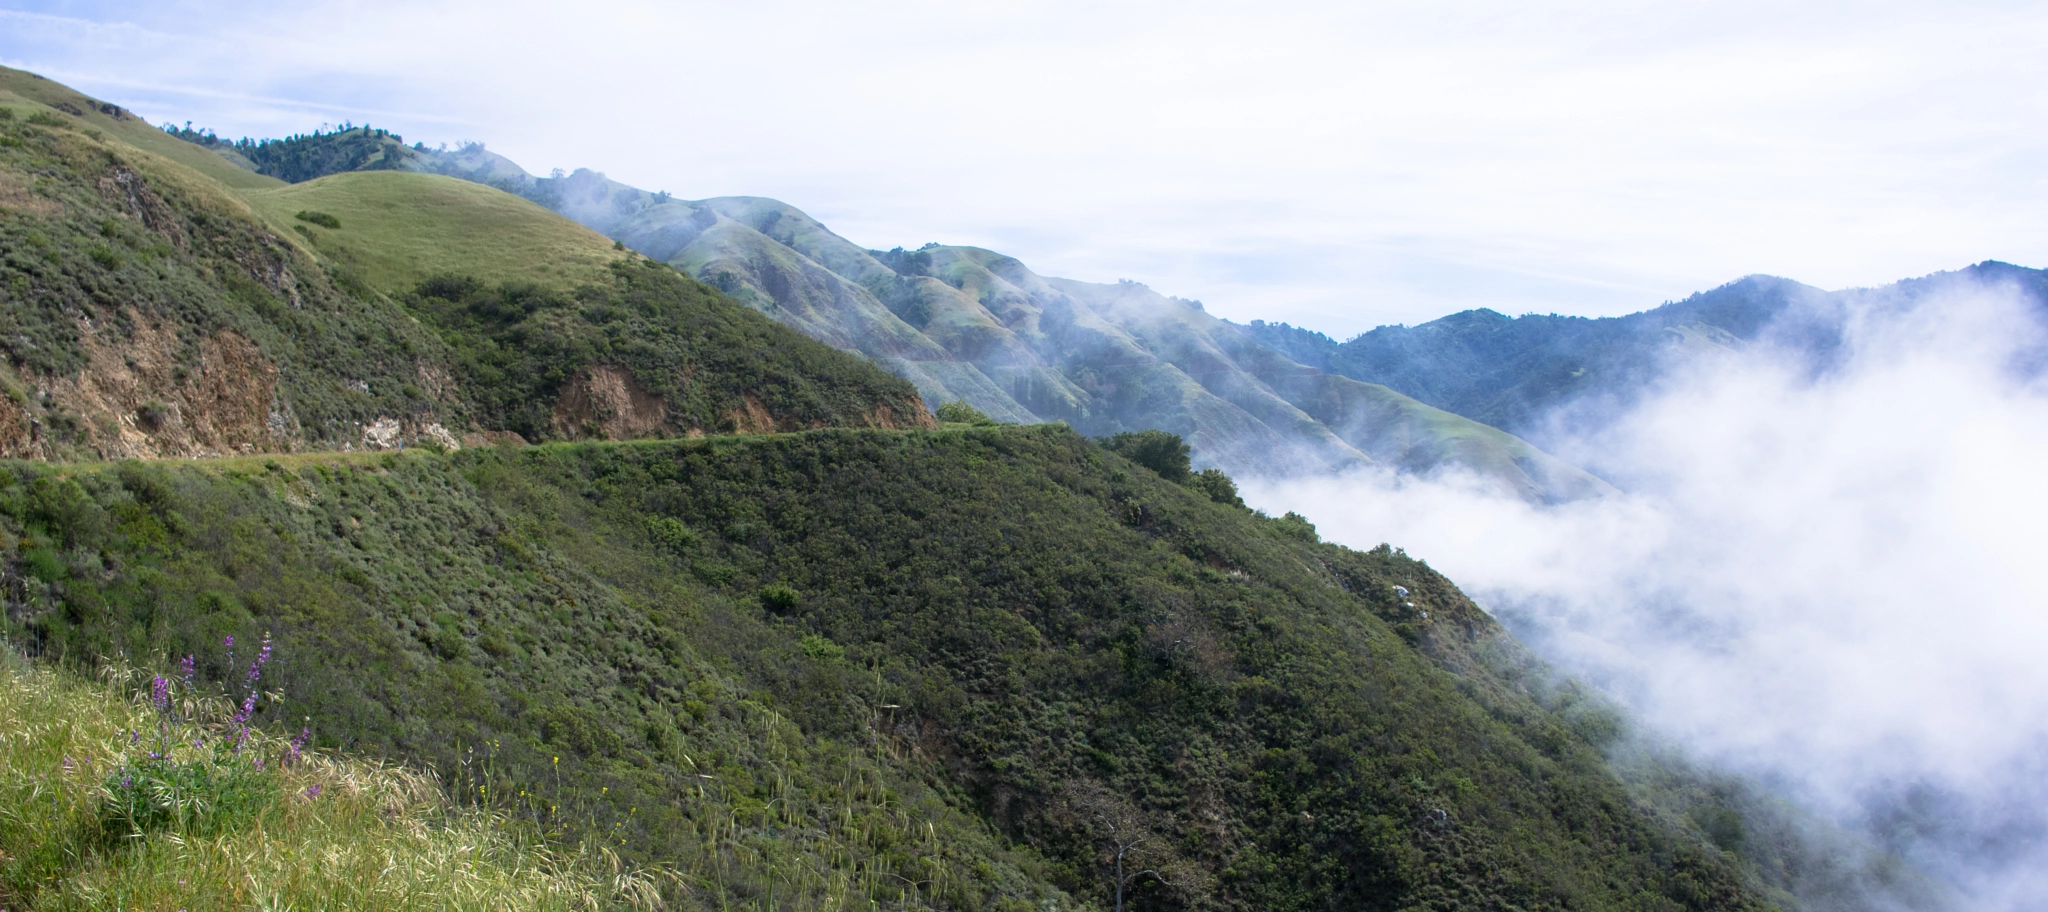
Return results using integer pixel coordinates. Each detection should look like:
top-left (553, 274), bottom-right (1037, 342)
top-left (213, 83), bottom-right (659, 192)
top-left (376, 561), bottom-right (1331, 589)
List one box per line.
top-left (0, 395), bottom-right (34, 457)
top-left (43, 311), bottom-right (295, 459)
top-left (723, 392), bottom-right (778, 434)
top-left (866, 400), bottom-right (938, 430)
top-left (551, 364), bottom-right (669, 440)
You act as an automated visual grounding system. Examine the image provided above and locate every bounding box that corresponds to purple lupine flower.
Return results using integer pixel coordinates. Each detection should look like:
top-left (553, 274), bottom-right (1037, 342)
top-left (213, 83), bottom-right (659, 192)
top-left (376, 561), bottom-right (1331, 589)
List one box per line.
top-left (244, 635), bottom-right (271, 688)
top-left (284, 726), bottom-right (311, 766)
top-left (224, 635), bottom-right (234, 648)
top-left (252, 757), bottom-right (264, 770)
top-left (304, 784), bottom-right (322, 799)
top-left (179, 654), bottom-right (195, 687)
top-left (150, 675), bottom-right (170, 712)
top-left (122, 773), bottom-right (133, 789)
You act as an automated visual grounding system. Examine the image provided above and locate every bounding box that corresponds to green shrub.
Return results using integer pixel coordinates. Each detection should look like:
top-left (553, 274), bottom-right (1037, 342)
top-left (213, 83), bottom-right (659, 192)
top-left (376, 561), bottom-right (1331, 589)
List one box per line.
top-left (799, 634), bottom-right (844, 662)
top-left (693, 561), bottom-right (738, 585)
top-left (1273, 510), bottom-right (1319, 542)
top-left (100, 754), bottom-right (276, 841)
top-left (1100, 429), bottom-right (1191, 483)
top-left (760, 583), bottom-right (801, 613)
top-left (293, 210), bottom-right (342, 229)
top-left (645, 516), bottom-right (699, 553)
top-left (23, 546), bottom-right (66, 582)
top-left (935, 399), bottom-right (996, 426)
top-left (1186, 467), bottom-right (1244, 507)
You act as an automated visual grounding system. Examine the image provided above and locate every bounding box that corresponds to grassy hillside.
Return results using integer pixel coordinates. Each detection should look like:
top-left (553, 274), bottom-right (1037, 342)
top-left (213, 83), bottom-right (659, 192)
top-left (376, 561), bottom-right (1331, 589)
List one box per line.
top-left (242, 171), bottom-right (628, 293)
top-left (0, 652), bottom-right (663, 910)
top-left (0, 78), bottom-right (929, 461)
top-left (0, 67), bottom-right (284, 193)
top-left (4, 427), bottom-right (1772, 911)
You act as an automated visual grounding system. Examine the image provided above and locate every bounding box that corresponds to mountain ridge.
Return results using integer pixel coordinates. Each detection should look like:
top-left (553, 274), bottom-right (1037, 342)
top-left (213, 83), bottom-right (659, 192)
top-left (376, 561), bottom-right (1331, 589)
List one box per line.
top-left (155, 123), bottom-right (1612, 503)
top-left (1236, 262), bottom-right (2048, 448)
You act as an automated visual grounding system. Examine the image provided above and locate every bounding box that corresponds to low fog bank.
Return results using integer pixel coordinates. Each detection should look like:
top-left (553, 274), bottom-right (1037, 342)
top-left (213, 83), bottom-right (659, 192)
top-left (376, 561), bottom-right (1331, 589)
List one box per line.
top-left (1243, 277), bottom-right (2048, 909)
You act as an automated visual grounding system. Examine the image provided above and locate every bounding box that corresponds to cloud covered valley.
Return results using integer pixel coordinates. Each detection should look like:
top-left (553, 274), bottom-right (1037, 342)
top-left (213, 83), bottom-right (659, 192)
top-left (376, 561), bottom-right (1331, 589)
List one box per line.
top-left (1246, 274), bottom-right (2048, 910)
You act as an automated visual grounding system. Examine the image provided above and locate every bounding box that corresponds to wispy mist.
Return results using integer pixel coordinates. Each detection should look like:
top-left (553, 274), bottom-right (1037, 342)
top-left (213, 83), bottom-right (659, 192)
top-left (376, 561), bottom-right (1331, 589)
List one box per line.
top-left (1244, 276), bottom-right (2048, 908)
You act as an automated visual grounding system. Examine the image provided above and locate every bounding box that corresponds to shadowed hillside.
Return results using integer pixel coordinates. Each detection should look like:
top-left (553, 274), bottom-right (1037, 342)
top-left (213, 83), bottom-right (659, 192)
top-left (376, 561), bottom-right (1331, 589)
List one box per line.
top-left (7, 427), bottom-right (1781, 911)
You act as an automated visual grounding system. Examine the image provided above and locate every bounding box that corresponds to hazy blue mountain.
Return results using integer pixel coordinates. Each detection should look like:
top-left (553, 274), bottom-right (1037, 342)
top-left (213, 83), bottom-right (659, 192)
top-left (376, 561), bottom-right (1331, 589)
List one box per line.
top-left (1238, 262), bottom-right (2048, 447)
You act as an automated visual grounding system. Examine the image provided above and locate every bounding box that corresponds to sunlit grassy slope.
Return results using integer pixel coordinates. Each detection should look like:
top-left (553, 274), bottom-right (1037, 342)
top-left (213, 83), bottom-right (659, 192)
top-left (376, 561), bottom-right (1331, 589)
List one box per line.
top-left (0, 65), bottom-right (283, 191)
top-left (0, 653), bottom-right (662, 911)
top-left (242, 171), bottom-right (630, 293)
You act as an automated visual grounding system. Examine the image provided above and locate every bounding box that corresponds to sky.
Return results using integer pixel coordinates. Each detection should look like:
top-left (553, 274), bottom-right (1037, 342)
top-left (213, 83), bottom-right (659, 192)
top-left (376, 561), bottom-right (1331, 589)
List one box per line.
top-left (3, 0), bottom-right (2045, 336)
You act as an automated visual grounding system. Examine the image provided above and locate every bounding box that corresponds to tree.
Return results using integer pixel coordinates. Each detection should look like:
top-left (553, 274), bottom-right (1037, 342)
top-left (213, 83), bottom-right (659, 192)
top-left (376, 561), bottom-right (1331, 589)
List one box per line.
top-left (1062, 782), bottom-right (1200, 912)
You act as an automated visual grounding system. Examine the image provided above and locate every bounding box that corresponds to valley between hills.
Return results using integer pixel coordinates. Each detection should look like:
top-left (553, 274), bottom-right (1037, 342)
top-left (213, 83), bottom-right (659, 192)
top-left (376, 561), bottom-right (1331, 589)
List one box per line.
top-left (0, 64), bottom-right (1986, 911)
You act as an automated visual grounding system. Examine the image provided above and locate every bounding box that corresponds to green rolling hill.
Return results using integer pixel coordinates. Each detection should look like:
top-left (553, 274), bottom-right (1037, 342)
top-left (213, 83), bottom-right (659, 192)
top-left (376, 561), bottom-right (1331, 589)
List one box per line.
top-left (0, 67), bottom-right (929, 464)
top-left (240, 170), bottom-right (629, 293)
top-left (154, 124), bottom-right (1611, 503)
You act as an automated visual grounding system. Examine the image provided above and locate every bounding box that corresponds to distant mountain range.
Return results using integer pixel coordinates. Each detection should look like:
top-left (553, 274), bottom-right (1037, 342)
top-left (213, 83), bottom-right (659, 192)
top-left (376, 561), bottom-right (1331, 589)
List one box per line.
top-left (1237, 262), bottom-right (2048, 450)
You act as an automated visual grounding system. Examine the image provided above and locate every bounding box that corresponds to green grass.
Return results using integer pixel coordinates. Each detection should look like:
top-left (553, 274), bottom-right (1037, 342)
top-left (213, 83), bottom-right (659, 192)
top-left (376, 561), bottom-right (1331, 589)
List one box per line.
top-left (0, 652), bottom-right (666, 911)
top-left (243, 171), bottom-right (629, 293)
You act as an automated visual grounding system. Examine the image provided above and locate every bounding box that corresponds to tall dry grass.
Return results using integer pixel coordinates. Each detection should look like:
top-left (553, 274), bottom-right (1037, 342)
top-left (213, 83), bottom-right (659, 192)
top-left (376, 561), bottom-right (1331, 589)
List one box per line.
top-left (0, 652), bottom-right (671, 910)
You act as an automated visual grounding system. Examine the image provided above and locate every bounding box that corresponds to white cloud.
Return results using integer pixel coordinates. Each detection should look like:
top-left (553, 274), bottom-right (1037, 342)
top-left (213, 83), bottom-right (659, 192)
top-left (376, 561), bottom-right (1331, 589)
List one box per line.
top-left (1244, 277), bottom-right (2048, 907)
top-left (4, 0), bottom-right (2046, 333)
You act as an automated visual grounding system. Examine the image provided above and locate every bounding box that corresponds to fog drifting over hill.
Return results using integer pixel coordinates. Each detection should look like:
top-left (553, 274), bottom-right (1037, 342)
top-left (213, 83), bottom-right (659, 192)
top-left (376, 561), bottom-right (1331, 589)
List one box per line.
top-left (1246, 277), bottom-right (2048, 908)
